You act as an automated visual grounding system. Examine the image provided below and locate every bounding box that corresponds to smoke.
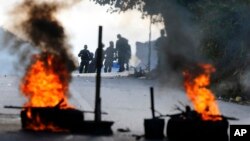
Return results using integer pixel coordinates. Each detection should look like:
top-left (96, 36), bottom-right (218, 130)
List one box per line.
top-left (240, 70), bottom-right (250, 98)
top-left (0, 27), bottom-right (34, 75)
top-left (199, 1), bottom-right (250, 98)
top-left (5, 0), bottom-right (81, 76)
top-left (153, 0), bottom-right (250, 95)
top-left (154, 0), bottom-right (204, 86)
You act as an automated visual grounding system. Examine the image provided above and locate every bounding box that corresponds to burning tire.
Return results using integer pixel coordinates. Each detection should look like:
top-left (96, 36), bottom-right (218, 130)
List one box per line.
top-left (21, 108), bottom-right (84, 132)
top-left (167, 114), bottom-right (229, 141)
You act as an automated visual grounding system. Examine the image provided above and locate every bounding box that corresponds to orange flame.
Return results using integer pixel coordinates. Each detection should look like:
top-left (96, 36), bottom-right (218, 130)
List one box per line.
top-left (25, 109), bottom-right (66, 132)
top-left (20, 53), bottom-right (73, 131)
top-left (183, 64), bottom-right (221, 121)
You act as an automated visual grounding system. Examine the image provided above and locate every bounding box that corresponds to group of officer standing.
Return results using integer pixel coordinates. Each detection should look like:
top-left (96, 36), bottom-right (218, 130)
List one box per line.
top-left (78, 34), bottom-right (131, 73)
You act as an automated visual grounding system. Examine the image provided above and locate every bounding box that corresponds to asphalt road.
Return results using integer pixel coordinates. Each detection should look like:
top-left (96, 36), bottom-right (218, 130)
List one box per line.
top-left (0, 74), bottom-right (249, 141)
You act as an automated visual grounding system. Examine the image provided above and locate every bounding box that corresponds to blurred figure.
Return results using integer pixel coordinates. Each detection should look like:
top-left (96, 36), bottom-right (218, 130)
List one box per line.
top-left (104, 41), bottom-right (116, 72)
top-left (155, 29), bottom-right (167, 72)
top-left (116, 34), bottom-right (129, 72)
top-left (78, 45), bottom-right (91, 73)
top-left (95, 43), bottom-right (105, 62)
top-left (87, 52), bottom-right (95, 73)
top-left (92, 43), bottom-right (105, 72)
top-left (124, 40), bottom-right (131, 71)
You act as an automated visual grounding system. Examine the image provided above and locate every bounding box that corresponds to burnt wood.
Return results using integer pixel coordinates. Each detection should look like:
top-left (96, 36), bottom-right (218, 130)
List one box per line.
top-left (144, 87), bottom-right (165, 139)
top-left (21, 107), bottom-right (113, 135)
top-left (167, 113), bottom-right (229, 141)
top-left (144, 118), bottom-right (165, 139)
top-left (5, 105), bottom-right (108, 115)
top-left (21, 108), bottom-right (84, 132)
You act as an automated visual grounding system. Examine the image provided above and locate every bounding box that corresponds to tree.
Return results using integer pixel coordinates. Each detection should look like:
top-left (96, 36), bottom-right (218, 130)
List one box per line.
top-left (92, 0), bottom-right (250, 98)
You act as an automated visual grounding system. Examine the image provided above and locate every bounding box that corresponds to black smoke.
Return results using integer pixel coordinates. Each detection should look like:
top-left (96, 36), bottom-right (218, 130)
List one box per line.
top-left (156, 0), bottom-right (250, 98)
top-left (6, 0), bottom-right (81, 82)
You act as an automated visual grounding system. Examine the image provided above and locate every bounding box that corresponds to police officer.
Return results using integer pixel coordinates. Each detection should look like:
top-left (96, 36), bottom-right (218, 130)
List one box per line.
top-left (155, 29), bottom-right (167, 71)
top-left (104, 41), bottom-right (116, 72)
top-left (78, 45), bottom-right (91, 73)
top-left (124, 40), bottom-right (131, 71)
top-left (116, 34), bottom-right (128, 72)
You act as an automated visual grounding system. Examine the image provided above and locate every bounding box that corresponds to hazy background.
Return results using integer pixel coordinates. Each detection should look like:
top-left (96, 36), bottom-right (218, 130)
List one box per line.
top-left (0, 0), bottom-right (164, 75)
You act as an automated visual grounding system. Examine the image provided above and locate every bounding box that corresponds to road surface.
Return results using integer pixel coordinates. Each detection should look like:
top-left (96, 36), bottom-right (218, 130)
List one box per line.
top-left (0, 73), bottom-right (249, 141)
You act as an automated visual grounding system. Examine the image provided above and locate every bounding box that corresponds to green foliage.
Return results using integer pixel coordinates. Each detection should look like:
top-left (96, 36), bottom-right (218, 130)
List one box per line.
top-left (92, 0), bottom-right (250, 74)
top-left (91, 0), bottom-right (143, 12)
top-left (92, 0), bottom-right (250, 68)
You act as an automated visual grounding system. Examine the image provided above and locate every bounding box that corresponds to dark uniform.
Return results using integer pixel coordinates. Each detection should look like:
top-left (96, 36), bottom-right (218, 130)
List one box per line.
top-left (124, 41), bottom-right (131, 71)
top-left (116, 34), bottom-right (129, 72)
top-left (91, 44), bottom-right (105, 73)
top-left (155, 30), bottom-right (167, 71)
top-left (87, 52), bottom-right (96, 73)
top-left (78, 46), bottom-right (91, 73)
top-left (104, 41), bottom-right (116, 72)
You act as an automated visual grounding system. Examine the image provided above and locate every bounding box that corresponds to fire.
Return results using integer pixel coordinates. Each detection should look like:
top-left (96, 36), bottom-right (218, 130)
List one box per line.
top-left (183, 64), bottom-right (221, 121)
top-left (20, 52), bottom-right (73, 131)
top-left (25, 110), bottom-right (66, 132)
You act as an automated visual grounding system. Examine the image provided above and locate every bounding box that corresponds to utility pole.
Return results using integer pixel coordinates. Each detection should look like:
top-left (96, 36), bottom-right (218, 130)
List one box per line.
top-left (95, 26), bottom-right (102, 122)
